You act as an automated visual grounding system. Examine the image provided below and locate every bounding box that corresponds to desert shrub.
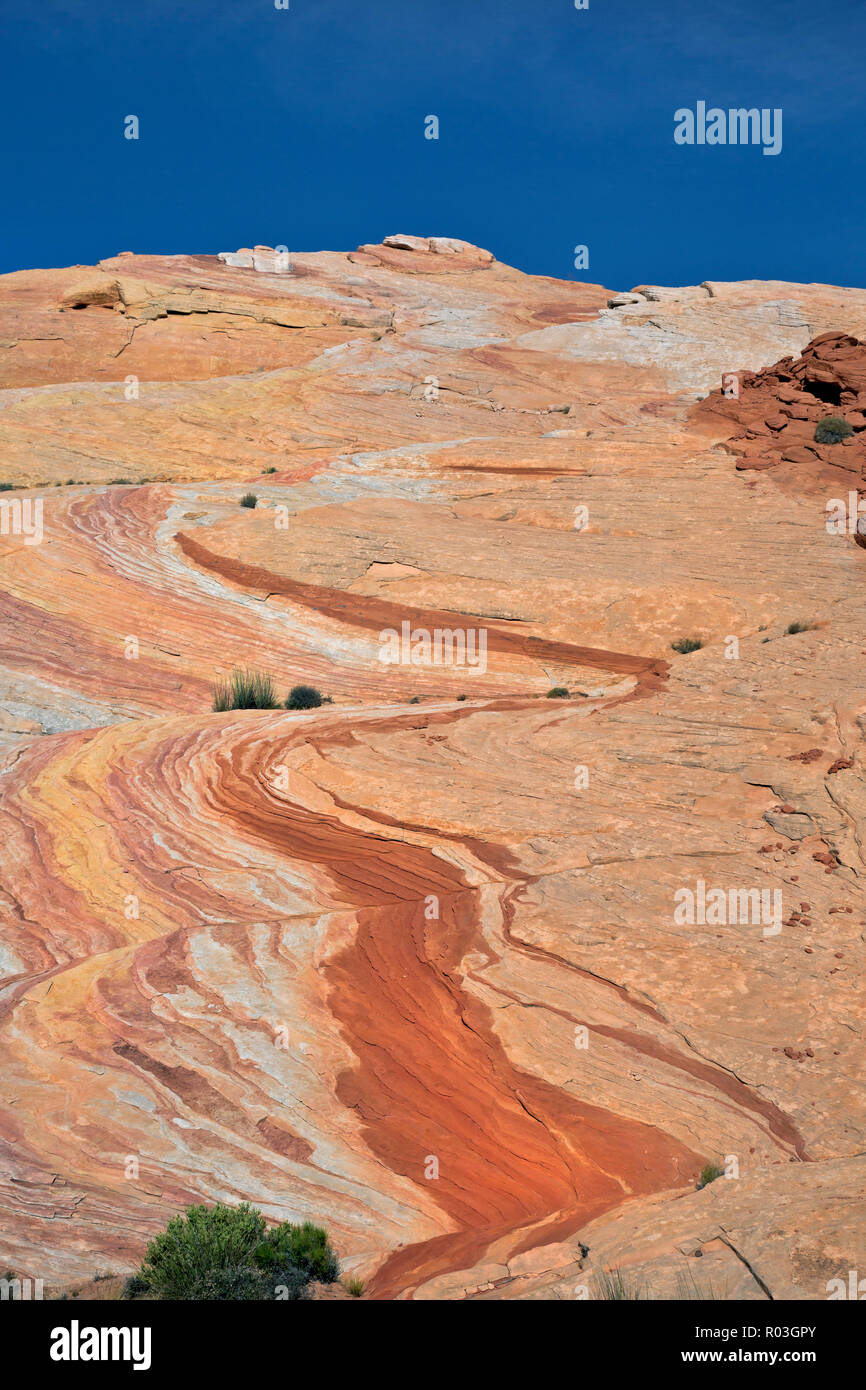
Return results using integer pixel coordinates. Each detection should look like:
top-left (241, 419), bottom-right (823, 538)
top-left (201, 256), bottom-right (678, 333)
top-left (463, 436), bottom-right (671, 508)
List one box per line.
top-left (343, 1275), bottom-right (365, 1297)
top-left (135, 1203), bottom-right (324, 1301)
top-left (0, 482), bottom-right (16, 492)
top-left (183, 1265), bottom-right (274, 1300)
top-left (122, 1272), bottom-right (150, 1300)
top-left (262, 467), bottom-right (277, 474)
top-left (240, 493), bottom-right (258, 508)
top-left (546, 687), bottom-right (569, 699)
top-left (212, 668), bottom-right (279, 711)
top-left (697, 1162), bottom-right (725, 1189)
top-left (409, 695), bottom-right (421, 704)
top-left (456, 694), bottom-right (467, 701)
top-left (285, 684), bottom-right (323, 710)
top-left (594, 1267), bottom-right (642, 1300)
top-left (785, 620), bottom-right (814, 635)
top-left (814, 416), bottom-right (853, 445)
top-left (139, 1203), bottom-right (267, 1300)
top-left (254, 1220), bottom-right (339, 1284)
top-left (671, 637), bottom-right (703, 654)
top-left (259, 1262), bottom-right (311, 1301)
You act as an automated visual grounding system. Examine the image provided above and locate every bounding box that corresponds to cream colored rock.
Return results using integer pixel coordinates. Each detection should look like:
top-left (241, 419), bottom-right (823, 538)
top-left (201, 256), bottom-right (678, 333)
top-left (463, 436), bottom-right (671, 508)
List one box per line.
top-left (521, 280), bottom-right (866, 392)
top-left (383, 234), bottom-right (431, 252)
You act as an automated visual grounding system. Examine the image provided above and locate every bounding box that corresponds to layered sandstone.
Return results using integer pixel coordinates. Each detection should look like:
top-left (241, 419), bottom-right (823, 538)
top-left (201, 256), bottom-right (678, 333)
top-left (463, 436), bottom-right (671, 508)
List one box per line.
top-left (0, 239), bottom-right (864, 1299)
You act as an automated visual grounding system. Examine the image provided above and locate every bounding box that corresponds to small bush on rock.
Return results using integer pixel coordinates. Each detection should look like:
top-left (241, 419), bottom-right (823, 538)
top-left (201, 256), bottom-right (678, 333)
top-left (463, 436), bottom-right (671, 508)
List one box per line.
top-left (814, 416), bottom-right (853, 445)
top-left (671, 637), bottom-right (703, 654)
top-left (135, 1203), bottom-right (332, 1300)
top-left (697, 1162), bottom-right (725, 1189)
top-left (254, 1220), bottom-right (339, 1284)
top-left (285, 684), bottom-right (323, 710)
top-left (212, 668), bottom-right (279, 711)
top-left (139, 1202), bottom-right (266, 1300)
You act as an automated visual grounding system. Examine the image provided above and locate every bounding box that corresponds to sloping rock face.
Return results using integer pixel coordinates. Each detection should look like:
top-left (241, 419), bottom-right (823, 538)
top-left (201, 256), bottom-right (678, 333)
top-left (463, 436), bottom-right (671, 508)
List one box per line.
top-left (0, 240), bottom-right (864, 1300)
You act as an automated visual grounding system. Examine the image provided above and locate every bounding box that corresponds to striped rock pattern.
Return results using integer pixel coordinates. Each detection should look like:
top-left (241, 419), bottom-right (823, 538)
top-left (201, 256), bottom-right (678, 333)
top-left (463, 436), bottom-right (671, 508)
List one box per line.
top-left (0, 239), bottom-right (864, 1297)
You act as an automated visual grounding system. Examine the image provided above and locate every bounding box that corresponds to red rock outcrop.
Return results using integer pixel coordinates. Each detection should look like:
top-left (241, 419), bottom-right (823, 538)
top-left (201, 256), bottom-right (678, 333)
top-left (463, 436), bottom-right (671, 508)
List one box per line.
top-left (695, 331), bottom-right (866, 494)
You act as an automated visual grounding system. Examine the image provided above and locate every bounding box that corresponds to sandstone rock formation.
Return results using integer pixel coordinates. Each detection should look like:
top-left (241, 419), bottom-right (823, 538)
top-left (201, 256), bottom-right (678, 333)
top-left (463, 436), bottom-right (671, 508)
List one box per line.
top-left (696, 330), bottom-right (866, 488)
top-left (0, 239), bottom-right (864, 1299)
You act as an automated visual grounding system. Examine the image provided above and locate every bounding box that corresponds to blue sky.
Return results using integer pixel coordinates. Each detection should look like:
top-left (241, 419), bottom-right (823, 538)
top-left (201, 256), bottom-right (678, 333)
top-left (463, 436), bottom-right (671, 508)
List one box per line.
top-left (3, 0), bottom-right (864, 288)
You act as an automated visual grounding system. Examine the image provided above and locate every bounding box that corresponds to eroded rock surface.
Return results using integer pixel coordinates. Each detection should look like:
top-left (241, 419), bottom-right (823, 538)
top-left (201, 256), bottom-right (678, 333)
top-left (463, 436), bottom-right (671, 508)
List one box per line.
top-left (696, 330), bottom-right (866, 489)
top-left (0, 239), bottom-right (864, 1298)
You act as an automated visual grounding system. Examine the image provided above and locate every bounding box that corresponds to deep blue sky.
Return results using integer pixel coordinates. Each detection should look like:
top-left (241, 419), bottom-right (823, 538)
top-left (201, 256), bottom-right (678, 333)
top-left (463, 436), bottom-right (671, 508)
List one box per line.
top-left (3, 0), bottom-right (864, 288)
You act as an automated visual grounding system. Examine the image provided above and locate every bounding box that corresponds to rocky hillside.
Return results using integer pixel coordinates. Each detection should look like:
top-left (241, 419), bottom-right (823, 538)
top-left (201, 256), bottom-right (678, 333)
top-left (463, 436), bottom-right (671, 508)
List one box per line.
top-left (0, 236), bottom-right (864, 1299)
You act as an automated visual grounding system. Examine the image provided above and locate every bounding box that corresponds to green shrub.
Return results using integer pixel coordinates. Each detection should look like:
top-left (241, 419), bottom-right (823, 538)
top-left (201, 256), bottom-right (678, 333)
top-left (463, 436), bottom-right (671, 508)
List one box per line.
top-left (785, 621), bottom-right (814, 635)
top-left (254, 1220), bottom-right (339, 1284)
top-left (261, 1263), bottom-right (311, 1301)
top-left (0, 482), bottom-right (16, 492)
top-left (135, 1203), bottom-right (326, 1300)
top-left (285, 684), bottom-right (323, 710)
top-left (697, 1162), bottom-right (725, 1189)
top-left (814, 416), bottom-right (853, 445)
top-left (212, 668), bottom-right (279, 711)
top-left (671, 637), bottom-right (703, 654)
top-left (183, 1265), bottom-right (276, 1300)
top-left (240, 493), bottom-right (258, 508)
top-left (262, 467), bottom-right (277, 474)
top-left (139, 1203), bottom-right (267, 1300)
top-left (122, 1273), bottom-right (150, 1300)
top-left (546, 687), bottom-right (570, 699)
